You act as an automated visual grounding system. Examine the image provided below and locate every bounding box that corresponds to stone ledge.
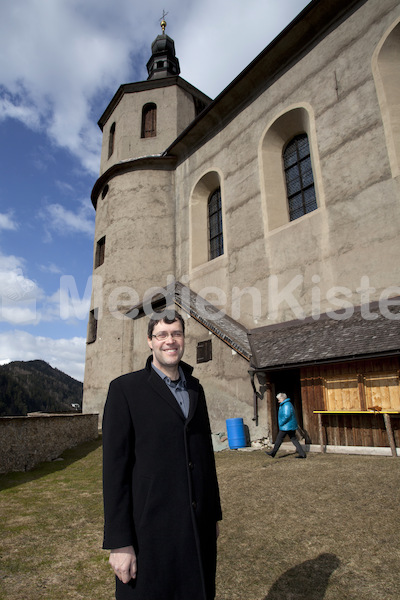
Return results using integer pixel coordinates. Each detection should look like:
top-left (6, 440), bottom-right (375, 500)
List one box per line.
top-left (0, 413), bottom-right (99, 474)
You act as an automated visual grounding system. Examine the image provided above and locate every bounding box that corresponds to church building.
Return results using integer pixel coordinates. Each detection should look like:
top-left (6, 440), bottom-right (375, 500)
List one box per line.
top-left (83, 0), bottom-right (400, 454)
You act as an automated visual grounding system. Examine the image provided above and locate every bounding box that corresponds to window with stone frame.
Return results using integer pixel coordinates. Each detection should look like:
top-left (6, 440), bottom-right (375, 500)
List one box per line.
top-left (197, 339), bottom-right (212, 363)
top-left (95, 236), bottom-right (105, 268)
top-left (283, 133), bottom-right (317, 221)
top-left (87, 309), bottom-right (98, 344)
top-left (141, 103), bottom-right (157, 138)
top-left (108, 122), bottom-right (116, 159)
top-left (208, 187), bottom-right (224, 260)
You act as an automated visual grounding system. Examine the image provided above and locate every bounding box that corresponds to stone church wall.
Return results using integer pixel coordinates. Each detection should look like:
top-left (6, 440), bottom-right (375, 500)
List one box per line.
top-left (175, 0), bottom-right (400, 330)
top-left (83, 0), bottom-right (400, 437)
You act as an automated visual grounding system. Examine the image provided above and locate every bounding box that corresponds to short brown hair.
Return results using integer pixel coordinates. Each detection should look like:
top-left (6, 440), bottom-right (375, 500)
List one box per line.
top-left (147, 312), bottom-right (185, 338)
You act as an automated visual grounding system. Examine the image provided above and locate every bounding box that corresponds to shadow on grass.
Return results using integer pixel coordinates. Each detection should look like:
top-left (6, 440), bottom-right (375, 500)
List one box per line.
top-left (0, 436), bottom-right (103, 491)
top-left (263, 553), bottom-right (340, 600)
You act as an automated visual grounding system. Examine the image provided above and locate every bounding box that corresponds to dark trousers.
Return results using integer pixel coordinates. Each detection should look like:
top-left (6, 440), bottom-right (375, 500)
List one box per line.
top-left (271, 429), bottom-right (306, 457)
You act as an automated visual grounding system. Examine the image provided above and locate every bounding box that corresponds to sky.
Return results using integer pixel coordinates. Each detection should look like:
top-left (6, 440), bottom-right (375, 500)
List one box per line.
top-left (0, 0), bottom-right (311, 382)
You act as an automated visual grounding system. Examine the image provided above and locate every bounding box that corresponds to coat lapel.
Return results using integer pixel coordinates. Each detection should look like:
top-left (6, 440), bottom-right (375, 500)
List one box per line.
top-left (186, 375), bottom-right (199, 422)
top-left (147, 367), bottom-right (186, 419)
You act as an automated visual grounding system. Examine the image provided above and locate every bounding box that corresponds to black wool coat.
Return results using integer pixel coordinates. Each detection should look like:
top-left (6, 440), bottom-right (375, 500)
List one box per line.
top-left (102, 357), bottom-right (222, 600)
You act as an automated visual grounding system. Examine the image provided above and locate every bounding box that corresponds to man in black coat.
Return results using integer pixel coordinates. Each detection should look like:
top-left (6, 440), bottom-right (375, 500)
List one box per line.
top-left (102, 311), bottom-right (222, 600)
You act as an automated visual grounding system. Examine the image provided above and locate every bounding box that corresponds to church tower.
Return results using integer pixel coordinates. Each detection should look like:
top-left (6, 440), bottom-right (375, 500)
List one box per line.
top-left (146, 17), bottom-right (181, 80)
top-left (96, 19), bottom-right (211, 174)
top-left (83, 20), bottom-right (212, 420)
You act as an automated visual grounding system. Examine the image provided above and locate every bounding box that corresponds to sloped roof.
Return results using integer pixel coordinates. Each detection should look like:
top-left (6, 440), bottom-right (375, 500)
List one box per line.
top-left (248, 301), bottom-right (400, 370)
top-left (124, 281), bottom-right (252, 360)
top-left (174, 282), bottom-right (251, 360)
top-left (98, 76), bottom-right (212, 131)
top-left (125, 285), bottom-right (400, 370)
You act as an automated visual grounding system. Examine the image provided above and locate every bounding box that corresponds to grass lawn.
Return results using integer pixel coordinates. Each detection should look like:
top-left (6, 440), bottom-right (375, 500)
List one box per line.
top-left (0, 439), bottom-right (399, 599)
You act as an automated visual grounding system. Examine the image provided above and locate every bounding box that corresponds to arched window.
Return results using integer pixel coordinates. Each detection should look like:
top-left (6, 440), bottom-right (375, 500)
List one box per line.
top-left (141, 103), bottom-right (157, 138)
top-left (190, 172), bottom-right (224, 268)
top-left (108, 122), bottom-right (116, 159)
top-left (283, 133), bottom-right (317, 221)
top-left (261, 106), bottom-right (322, 231)
top-left (373, 21), bottom-right (400, 177)
top-left (208, 188), bottom-right (223, 260)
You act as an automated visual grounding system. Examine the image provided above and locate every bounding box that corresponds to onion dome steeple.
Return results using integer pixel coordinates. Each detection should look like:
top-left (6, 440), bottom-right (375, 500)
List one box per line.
top-left (146, 17), bottom-right (181, 80)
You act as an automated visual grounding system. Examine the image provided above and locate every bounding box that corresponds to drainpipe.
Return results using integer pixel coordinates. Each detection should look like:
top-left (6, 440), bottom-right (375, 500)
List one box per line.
top-left (249, 370), bottom-right (268, 426)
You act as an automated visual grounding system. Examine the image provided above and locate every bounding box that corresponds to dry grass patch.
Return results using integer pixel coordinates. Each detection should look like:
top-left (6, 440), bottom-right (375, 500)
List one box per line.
top-left (215, 450), bottom-right (400, 600)
top-left (0, 441), bottom-right (399, 599)
top-left (0, 438), bottom-right (113, 600)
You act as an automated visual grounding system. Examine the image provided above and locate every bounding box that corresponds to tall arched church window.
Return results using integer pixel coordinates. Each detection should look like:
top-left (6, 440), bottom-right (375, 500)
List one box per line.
top-left (208, 188), bottom-right (223, 260)
top-left (108, 122), bottom-right (116, 159)
top-left (283, 133), bottom-right (317, 221)
top-left (373, 21), bottom-right (400, 177)
top-left (141, 103), bottom-right (157, 138)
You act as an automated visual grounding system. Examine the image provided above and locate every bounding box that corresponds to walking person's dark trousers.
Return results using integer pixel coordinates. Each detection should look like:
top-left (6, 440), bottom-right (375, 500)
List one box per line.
top-left (270, 429), bottom-right (306, 457)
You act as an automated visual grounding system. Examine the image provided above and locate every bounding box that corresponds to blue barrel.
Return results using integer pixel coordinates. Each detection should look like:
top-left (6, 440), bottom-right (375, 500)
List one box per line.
top-left (226, 418), bottom-right (246, 449)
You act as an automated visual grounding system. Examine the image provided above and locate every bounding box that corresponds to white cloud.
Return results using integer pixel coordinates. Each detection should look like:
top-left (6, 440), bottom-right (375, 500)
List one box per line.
top-left (45, 278), bottom-right (91, 324)
top-left (0, 0), bottom-right (310, 174)
top-left (0, 254), bottom-right (42, 325)
top-left (175, 0), bottom-right (311, 98)
top-left (0, 330), bottom-right (86, 381)
top-left (39, 263), bottom-right (63, 275)
top-left (0, 253), bottom-right (38, 299)
top-left (0, 212), bottom-right (18, 231)
top-left (0, 253), bottom-right (24, 271)
top-left (40, 199), bottom-right (95, 238)
top-left (0, 251), bottom-right (91, 326)
top-left (0, 0), bottom-right (139, 174)
top-left (0, 303), bottom-right (39, 325)
top-left (55, 180), bottom-right (75, 195)
top-left (0, 96), bottom-right (41, 129)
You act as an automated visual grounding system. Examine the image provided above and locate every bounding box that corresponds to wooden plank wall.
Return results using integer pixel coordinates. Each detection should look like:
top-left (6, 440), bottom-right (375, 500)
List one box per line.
top-left (300, 357), bottom-right (400, 447)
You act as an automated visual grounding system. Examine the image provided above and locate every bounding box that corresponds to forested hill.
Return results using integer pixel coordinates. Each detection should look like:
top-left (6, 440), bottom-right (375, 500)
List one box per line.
top-left (0, 360), bottom-right (83, 417)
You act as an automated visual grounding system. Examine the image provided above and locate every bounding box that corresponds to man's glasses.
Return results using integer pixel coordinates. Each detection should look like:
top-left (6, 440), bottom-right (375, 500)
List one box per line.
top-left (152, 331), bottom-right (184, 341)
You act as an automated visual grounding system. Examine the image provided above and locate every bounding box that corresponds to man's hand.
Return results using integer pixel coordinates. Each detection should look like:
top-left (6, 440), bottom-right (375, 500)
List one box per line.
top-left (109, 546), bottom-right (137, 583)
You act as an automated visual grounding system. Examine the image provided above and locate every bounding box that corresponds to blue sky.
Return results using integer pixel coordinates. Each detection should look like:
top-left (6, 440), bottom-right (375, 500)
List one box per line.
top-left (0, 0), bottom-right (310, 381)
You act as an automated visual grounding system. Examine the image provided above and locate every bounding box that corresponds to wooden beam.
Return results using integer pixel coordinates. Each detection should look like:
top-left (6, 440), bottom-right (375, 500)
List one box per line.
top-left (383, 413), bottom-right (398, 457)
top-left (318, 413), bottom-right (326, 453)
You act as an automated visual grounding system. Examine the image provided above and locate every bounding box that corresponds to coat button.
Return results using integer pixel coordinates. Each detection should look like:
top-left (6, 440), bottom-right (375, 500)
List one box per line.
top-left (188, 461), bottom-right (194, 470)
top-left (192, 501), bottom-right (197, 509)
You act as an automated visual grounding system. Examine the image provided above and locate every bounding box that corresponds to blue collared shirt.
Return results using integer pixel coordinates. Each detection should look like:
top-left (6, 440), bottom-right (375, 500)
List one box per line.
top-left (151, 364), bottom-right (190, 418)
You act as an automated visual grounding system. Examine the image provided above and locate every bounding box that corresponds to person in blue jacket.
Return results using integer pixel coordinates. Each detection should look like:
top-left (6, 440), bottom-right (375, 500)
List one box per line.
top-left (266, 392), bottom-right (306, 458)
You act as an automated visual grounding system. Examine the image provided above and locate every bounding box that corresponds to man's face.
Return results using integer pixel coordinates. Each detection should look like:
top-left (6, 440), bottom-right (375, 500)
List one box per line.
top-left (147, 319), bottom-right (185, 375)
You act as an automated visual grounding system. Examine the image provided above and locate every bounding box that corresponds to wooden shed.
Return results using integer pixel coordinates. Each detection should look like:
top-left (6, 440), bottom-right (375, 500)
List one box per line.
top-left (248, 301), bottom-right (400, 454)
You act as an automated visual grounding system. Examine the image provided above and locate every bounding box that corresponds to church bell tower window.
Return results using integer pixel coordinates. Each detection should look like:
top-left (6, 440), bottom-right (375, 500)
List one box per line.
top-left (108, 122), bottom-right (116, 159)
top-left (141, 103), bottom-right (157, 138)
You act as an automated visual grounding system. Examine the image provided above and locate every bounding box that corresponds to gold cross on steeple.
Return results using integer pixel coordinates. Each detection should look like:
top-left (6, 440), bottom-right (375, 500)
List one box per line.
top-left (160, 10), bottom-right (168, 33)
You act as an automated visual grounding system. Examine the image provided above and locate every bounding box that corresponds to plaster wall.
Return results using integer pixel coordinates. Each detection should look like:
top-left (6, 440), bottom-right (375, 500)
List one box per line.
top-left (84, 167), bottom-right (175, 419)
top-left (99, 85), bottom-right (198, 175)
top-left (182, 319), bottom-right (268, 440)
top-left (175, 0), bottom-right (400, 329)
